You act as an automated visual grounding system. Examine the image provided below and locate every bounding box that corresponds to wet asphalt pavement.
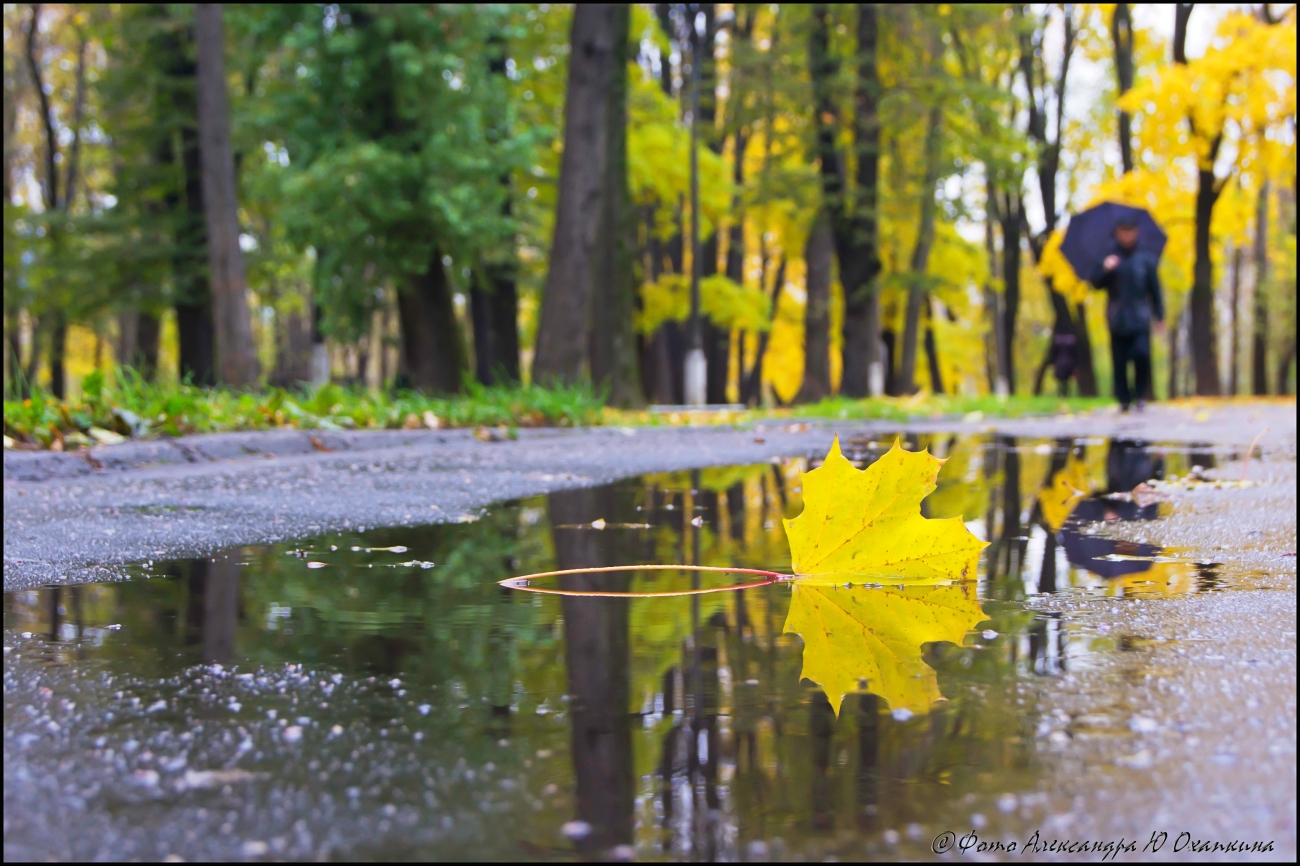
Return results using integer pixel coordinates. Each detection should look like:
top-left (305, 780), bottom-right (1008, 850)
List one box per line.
top-left (4, 401), bottom-right (1297, 860)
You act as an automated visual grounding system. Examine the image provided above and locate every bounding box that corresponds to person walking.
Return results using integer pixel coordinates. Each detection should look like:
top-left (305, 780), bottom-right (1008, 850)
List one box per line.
top-left (1090, 220), bottom-right (1165, 411)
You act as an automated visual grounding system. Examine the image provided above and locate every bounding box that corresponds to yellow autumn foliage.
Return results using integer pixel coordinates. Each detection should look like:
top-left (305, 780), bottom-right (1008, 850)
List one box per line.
top-left (636, 273), bottom-right (772, 335)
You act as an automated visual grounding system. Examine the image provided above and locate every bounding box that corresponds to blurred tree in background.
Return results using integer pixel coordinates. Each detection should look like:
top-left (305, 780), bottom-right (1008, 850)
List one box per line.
top-left (3, 3), bottom-right (1296, 407)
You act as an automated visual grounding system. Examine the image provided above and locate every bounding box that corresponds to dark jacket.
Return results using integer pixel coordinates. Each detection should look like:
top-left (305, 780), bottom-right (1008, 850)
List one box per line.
top-left (1090, 245), bottom-right (1164, 336)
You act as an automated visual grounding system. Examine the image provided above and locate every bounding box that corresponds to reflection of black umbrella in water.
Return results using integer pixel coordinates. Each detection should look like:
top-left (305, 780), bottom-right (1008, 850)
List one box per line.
top-left (1059, 498), bottom-right (1161, 579)
top-left (1060, 202), bottom-right (1167, 281)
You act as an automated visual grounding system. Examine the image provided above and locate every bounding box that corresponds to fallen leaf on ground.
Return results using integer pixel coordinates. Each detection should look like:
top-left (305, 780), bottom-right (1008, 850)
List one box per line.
top-left (783, 436), bottom-right (987, 582)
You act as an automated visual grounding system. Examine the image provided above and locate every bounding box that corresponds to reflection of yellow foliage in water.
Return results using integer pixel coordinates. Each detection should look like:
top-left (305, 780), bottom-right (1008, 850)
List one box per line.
top-left (1038, 457), bottom-right (1092, 533)
top-left (783, 437), bottom-right (987, 581)
top-left (1112, 560), bottom-right (1201, 597)
top-left (784, 583), bottom-right (986, 716)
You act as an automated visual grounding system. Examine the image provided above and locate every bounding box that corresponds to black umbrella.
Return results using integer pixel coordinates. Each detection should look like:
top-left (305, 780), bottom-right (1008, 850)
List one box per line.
top-left (1060, 202), bottom-right (1167, 283)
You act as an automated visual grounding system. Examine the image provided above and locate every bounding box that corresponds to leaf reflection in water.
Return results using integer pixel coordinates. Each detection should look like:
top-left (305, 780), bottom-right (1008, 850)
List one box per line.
top-left (783, 582), bottom-right (987, 716)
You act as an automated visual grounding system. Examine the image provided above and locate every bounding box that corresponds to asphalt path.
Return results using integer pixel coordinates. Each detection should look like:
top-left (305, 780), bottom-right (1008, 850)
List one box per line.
top-left (5, 401), bottom-right (1293, 593)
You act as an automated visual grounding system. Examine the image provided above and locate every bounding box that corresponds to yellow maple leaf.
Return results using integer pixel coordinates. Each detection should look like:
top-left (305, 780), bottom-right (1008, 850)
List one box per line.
top-left (783, 583), bottom-right (987, 716)
top-left (783, 436), bottom-right (988, 582)
top-left (1038, 457), bottom-right (1092, 533)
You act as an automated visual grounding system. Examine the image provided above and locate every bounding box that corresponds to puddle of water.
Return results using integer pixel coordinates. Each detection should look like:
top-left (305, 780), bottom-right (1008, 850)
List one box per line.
top-left (2, 435), bottom-right (1271, 860)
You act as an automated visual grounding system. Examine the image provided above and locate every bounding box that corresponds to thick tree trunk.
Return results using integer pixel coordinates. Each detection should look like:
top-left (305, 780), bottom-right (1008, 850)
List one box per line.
top-left (1190, 168), bottom-right (1222, 395)
top-left (810, 4), bottom-right (882, 399)
top-left (195, 4), bottom-right (258, 387)
top-left (397, 248), bottom-right (464, 395)
top-left (588, 5), bottom-right (641, 407)
top-left (533, 5), bottom-right (622, 386)
top-left (1252, 180), bottom-right (1270, 395)
top-left (900, 103), bottom-right (942, 395)
top-left (796, 212), bottom-right (834, 403)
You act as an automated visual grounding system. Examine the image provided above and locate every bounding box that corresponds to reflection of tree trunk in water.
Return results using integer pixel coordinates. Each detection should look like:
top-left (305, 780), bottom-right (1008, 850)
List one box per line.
top-left (810, 690), bottom-right (836, 830)
top-left (1038, 528), bottom-right (1059, 594)
top-left (202, 558), bottom-right (241, 664)
top-left (726, 482), bottom-right (745, 545)
top-left (47, 587), bottom-right (62, 641)
top-left (549, 487), bottom-right (633, 853)
top-left (995, 436), bottom-right (1024, 596)
top-left (487, 586), bottom-right (516, 734)
top-left (855, 693), bottom-right (880, 830)
top-left (982, 440), bottom-right (1002, 585)
top-left (769, 465), bottom-right (787, 516)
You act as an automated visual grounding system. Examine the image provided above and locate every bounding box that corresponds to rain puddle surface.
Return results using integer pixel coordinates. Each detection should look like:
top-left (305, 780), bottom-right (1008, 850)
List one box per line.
top-left (2, 435), bottom-right (1268, 860)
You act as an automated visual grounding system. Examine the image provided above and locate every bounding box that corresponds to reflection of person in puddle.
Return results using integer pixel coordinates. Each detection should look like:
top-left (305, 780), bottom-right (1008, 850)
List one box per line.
top-left (1059, 440), bottom-right (1164, 580)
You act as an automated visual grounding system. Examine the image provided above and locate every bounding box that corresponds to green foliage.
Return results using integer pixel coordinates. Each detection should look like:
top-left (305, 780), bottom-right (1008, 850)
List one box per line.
top-left (3, 368), bottom-right (603, 446)
top-left (787, 393), bottom-right (1110, 422)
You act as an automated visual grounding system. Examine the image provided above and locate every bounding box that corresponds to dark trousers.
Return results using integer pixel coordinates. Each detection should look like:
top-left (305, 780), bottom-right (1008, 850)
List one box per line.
top-left (1110, 330), bottom-right (1151, 407)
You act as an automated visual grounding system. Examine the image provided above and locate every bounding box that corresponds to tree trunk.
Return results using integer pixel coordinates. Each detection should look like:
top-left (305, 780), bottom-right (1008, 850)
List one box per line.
top-left (118, 310), bottom-right (161, 380)
top-left (195, 4), bottom-right (258, 387)
top-left (470, 37), bottom-right (522, 388)
top-left (4, 314), bottom-right (23, 398)
top-left (880, 328), bottom-right (898, 396)
top-left (1073, 303), bottom-right (1098, 396)
top-left (48, 312), bottom-right (67, 399)
top-left (1190, 167), bottom-right (1222, 395)
top-left (899, 103), bottom-right (942, 395)
top-left (810, 4), bottom-right (881, 399)
top-left (742, 256), bottom-right (785, 405)
top-left (1278, 340), bottom-right (1295, 395)
top-left (999, 204), bottom-right (1022, 394)
top-left (397, 248), bottom-right (464, 395)
top-left (1252, 180), bottom-right (1270, 395)
top-left (589, 6), bottom-right (641, 407)
top-left (1112, 3), bottom-right (1135, 173)
top-left (533, 5), bottom-right (622, 386)
top-left (272, 306), bottom-right (310, 385)
top-left (168, 23), bottom-right (215, 388)
top-left (924, 309), bottom-right (944, 394)
top-left (796, 212), bottom-right (833, 403)
top-left (1228, 244), bottom-right (1243, 395)
top-left (470, 269), bottom-right (520, 387)
top-left (983, 217), bottom-right (1009, 395)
